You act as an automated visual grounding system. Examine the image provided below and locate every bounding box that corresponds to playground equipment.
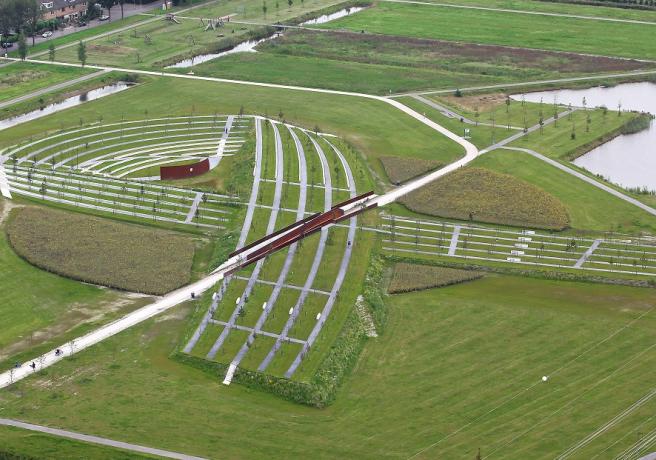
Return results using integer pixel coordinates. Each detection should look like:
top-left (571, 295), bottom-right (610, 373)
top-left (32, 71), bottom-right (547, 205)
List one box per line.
top-left (200, 15), bottom-right (232, 31)
top-left (165, 13), bottom-right (181, 24)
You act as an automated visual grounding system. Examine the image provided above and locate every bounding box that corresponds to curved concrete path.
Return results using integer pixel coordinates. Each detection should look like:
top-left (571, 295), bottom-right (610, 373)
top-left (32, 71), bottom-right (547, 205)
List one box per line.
top-left (206, 120), bottom-right (285, 359)
top-left (230, 125), bottom-right (309, 369)
top-left (258, 130), bottom-right (334, 372)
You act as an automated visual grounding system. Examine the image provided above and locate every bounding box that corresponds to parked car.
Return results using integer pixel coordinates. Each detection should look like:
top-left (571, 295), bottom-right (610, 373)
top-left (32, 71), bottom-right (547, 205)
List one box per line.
top-left (1, 42), bottom-right (13, 49)
top-left (99, 15), bottom-right (110, 21)
top-left (78, 21), bottom-right (87, 27)
top-left (41, 30), bottom-right (53, 38)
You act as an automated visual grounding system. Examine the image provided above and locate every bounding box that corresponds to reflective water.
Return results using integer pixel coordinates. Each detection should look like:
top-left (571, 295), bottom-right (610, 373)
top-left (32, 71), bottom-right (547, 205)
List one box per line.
top-left (167, 35), bottom-right (278, 69)
top-left (512, 82), bottom-right (656, 190)
top-left (301, 6), bottom-right (366, 25)
top-left (0, 83), bottom-right (131, 131)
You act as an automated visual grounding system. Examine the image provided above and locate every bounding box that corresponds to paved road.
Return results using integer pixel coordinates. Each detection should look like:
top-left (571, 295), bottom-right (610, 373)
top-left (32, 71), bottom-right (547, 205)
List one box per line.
top-left (0, 418), bottom-right (206, 460)
top-left (502, 146), bottom-right (656, 218)
top-left (378, 0), bottom-right (656, 26)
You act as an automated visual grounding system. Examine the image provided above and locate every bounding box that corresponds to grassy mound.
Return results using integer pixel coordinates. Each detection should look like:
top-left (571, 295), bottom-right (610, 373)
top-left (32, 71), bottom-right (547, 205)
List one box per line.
top-left (380, 156), bottom-right (442, 184)
top-left (6, 207), bottom-right (195, 295)
top-left (400, 167), bottom-right (570, 230)
top-left (388, 263), bottom-right (482, 293)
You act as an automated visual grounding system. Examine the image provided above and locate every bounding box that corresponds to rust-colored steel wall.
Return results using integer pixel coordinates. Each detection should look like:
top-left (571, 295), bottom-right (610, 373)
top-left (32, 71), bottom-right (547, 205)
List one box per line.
top-left (160, 159), bottom-right (210, 180)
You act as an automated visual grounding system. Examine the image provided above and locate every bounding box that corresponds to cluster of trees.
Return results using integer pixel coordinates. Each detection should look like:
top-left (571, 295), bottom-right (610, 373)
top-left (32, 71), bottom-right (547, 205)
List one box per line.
top-left (0, 0), bottom-right (41, 45)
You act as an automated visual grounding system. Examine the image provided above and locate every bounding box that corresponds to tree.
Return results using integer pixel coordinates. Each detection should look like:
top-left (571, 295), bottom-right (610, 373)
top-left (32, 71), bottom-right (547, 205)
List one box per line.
top-left (99, 0), bottom-right (115, 20)
top-left (25, 0), bottom-right (41, 46)
top-left (77, 40), bottom-right (87, 67)
top-left (262, 0), bottom-right (267, 17)
top-left (287, 0), bottom-right (293, 8)
top-left (48, 42), bottom-right (55, 61)
top-left (17, 33), bottom-right (27, 60)
top-left (118, 0), bottom-right (125, 19)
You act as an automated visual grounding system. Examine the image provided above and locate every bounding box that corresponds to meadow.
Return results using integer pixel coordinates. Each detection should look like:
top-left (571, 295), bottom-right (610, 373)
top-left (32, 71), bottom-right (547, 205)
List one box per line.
top-left (0, 62), bottom-right (92, 104)
top-left (2, 274), bottom-right (656, 458)
top-left (321, 2), bottom-right (656, 60)
top-left (379, 155), bottom-right (441, 184)
top-left (6, 207), bottom-right (196, 295)
top-left (400, 167), bottom-right (571, 230)
top-left (387, 263), bottom-right (482, 293)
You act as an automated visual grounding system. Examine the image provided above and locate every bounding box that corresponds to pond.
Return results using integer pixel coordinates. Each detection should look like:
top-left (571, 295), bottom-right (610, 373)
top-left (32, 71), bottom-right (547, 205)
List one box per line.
top-left (512, 82), bottom-right (656, 191)
top-left (0, 83), bottom-right (132, 131)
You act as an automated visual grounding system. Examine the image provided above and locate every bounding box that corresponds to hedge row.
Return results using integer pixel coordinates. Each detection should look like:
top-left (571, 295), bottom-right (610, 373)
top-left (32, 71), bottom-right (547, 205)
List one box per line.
top-left (383, 254), bottom-right (656, 289)
top-left (362, 254), bottom-right (388, 333)
top-left (173, 307), bottom-right (368, 408)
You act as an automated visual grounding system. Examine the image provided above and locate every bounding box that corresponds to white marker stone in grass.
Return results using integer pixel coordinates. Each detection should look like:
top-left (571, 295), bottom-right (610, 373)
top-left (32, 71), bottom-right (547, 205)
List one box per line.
top-left (289, 307), bottom-right (294, 315)
top-left (316, 313), bottom-right (321, 320)
top-left (236, 296), bottom-right (241, 305)
top-left (542, 375), bottom-right (549, 382)
top-left (262, 302), bottom-right (267, 310)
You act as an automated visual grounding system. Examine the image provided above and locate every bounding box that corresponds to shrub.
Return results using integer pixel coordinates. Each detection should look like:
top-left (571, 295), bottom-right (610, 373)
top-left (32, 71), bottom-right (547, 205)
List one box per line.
top-left (400, 167), bottom-right (570, 230)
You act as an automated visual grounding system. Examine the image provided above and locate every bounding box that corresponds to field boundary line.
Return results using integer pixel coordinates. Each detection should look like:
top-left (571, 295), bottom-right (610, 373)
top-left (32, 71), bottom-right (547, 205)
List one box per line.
top-left (0, 418), bottom-right (206, 460)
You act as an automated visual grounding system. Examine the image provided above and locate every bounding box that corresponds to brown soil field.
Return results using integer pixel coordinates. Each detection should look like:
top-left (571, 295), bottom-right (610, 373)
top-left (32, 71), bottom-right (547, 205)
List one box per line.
top-left (6, 207), bottom-right (196, 295)
top-left (388, 263), bottom-right (483, 293)
top-left (400, 167), bottom-right (570, 230)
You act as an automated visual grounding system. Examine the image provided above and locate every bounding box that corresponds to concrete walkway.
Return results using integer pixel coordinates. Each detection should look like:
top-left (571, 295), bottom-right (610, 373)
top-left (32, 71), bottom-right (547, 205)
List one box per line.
top-left (0, 70), bottom-right (109, 110)
top-left (0, 418), bottom-right (206, 460)
top-left (185, 192), bottom-right (203, 224)
top-left (258, 130), bottom-right (333, 372)
top-left (183, 117), bottom-right (264, 353)
top-left (502, 146), bottom-right (656, 217)
top-left (285, 139), bottom-right (357, 377)
top-left (206, 119), bottom-right (285, 359)
top-left (229, 124), bottom-right (309, 372)
top-left (0, 157), bottom-right (11, 198)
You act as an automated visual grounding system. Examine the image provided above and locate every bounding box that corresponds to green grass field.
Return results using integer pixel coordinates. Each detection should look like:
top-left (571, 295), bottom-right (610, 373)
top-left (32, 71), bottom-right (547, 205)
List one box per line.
top-left (2, 274), bottom-right (656, 458)
top-left (321, 2), bottom-right (656, 60)
top-left (0, 62), bottom-right (92, 104)
top-left (0, 200), bottom-right (152, 370)
top-left (0, 75), bottom-right (464, 183)
top-left (394, 0), bottom-right (656, 22)
top-left (474, 149), bottom-right (656, 234)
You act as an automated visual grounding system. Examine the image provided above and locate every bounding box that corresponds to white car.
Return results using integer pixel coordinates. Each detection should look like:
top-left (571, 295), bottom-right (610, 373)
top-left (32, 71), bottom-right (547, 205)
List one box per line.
top-left (99, 15), bottom-right (110, 21)
top-left (41, 31), bottom-right (53, 38)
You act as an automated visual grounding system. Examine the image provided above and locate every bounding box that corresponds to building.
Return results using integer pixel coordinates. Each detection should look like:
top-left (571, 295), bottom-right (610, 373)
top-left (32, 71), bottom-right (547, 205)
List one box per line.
top-left (40, 0), bottom-right (88, 22)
